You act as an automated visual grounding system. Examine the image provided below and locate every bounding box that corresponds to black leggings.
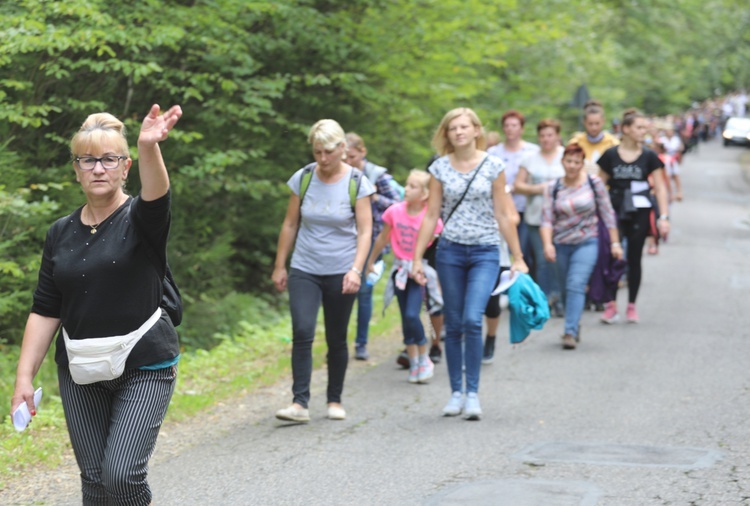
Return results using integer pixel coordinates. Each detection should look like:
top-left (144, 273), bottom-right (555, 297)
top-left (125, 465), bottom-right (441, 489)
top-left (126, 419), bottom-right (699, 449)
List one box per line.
top-left (483, 267), bottom-right (508, 318)
top-left (287, 269), bottom-right (356, 408)
top-left (611, 208), bottom-right (651, 304)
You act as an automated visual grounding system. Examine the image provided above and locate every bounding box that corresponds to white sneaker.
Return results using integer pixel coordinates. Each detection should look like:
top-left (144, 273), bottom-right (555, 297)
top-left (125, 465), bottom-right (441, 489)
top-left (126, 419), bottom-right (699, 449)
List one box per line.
top-left (442, 392), bottom-right (464, 416)
top-left (417, 359), bottom-right (434, 383)
top-left (275, 405), bottom-right (310, 422)
top-left (463, 392), bottom-right (482, 421)
top-left (327, 405), bottom-right (346, 420)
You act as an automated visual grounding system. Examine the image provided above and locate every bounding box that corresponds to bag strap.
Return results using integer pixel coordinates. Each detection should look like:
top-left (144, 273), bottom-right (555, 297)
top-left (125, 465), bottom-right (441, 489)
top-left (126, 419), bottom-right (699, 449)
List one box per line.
top-left (552, 175), bottom-right (600, 216)
top-left (299, 164), bottom-right (360, 212)
top-left (443, 155), bottom-right (488, 227)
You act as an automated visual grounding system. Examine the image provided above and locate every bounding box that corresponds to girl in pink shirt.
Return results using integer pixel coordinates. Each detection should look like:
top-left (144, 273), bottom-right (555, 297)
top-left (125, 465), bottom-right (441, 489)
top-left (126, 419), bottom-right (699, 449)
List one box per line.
top-left (367, 170), bottom-right (443, 383)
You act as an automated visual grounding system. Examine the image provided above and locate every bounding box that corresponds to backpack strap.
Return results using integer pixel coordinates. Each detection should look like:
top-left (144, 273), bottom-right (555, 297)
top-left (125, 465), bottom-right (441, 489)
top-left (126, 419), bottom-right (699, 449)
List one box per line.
top-left (298, 163), bottom-right (316, 208)
top-left (586, 174), bottom-right (599, 214)
top-left (349, 168), bottom-right (363, 211)
top-left (299, 164), bottom-right (361, 213)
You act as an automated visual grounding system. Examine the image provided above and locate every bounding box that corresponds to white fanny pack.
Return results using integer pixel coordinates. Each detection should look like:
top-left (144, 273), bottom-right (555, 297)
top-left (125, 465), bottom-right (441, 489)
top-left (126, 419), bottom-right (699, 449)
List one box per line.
top-left (63, 308), bottom-right (162, 385)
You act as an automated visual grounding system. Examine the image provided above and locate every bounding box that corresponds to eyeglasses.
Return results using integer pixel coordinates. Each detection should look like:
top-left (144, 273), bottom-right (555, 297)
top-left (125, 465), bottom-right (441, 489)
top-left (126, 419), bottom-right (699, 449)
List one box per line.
top-left (74, 156), bottom-right (128, 171)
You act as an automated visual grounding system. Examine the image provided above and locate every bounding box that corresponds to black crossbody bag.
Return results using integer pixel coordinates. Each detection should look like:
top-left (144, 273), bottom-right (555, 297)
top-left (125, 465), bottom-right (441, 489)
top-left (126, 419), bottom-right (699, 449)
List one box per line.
top-left (424, 156), bottom-right (488, 263)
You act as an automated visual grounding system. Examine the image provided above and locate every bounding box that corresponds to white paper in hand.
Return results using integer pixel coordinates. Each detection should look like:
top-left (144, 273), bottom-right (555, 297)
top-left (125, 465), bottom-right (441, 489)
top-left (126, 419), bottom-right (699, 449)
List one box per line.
top-left (491, 270), bottom-right (518, 296)
top-left (12, 387), bottom-right (42, 432)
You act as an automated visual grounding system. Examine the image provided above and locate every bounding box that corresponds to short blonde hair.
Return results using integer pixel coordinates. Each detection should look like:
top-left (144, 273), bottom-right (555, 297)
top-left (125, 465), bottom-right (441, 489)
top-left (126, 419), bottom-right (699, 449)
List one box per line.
top-left (308, 119), bottom-right (346, 150)
top-left (70, 113), bottom-right (129, 157)
top-left (431, 108), bottom-right (486, 156)
top-left (408, 169), bottom-right (431, 194)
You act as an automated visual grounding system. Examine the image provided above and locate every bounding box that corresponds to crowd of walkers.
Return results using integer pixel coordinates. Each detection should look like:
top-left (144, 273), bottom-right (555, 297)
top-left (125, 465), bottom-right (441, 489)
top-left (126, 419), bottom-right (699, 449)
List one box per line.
top-left (8, 90), bottom-right (741, 504)
top-left (270, 96), bottom-right (707, 424)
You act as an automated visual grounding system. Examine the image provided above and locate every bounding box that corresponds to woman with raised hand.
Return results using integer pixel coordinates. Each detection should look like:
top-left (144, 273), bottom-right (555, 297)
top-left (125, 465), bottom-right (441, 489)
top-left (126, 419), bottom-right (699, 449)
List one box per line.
top-left (597, 108), bottom-right (670, 324)
top-left (272, 119), bottom-right (374, 423)
top-left (11, 104), bottom-right (183, 505)
top-left (541, 143), bottom-right (621, 349)
top-left (412, 107), bottom-right (528, 421)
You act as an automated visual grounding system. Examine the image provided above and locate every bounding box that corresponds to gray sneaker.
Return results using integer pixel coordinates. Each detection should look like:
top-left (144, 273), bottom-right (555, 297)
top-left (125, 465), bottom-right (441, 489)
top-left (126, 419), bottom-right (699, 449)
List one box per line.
top-left (355, 344), bottom-right (369, 360)
top-left (482, 335), bottom-right (496, 364)
top-left (442, 391), bottom-right (464, 416)
top-left (463, 392), bottom-right (482, 421)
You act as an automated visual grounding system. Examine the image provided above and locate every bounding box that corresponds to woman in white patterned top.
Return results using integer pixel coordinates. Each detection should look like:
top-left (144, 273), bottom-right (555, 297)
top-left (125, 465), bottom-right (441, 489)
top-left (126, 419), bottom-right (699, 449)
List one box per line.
top-left (412, 107), bottom-right (527, 421)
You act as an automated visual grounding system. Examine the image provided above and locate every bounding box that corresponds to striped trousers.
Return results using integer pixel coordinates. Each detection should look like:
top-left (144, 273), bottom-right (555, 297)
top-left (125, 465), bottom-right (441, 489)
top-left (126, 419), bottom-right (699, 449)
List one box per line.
top-left (59, 365), bottom-right (176, 506)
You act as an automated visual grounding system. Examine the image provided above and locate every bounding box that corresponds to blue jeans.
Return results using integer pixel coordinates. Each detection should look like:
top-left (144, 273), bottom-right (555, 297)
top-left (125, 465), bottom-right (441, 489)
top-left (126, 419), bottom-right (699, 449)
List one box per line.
top-left (394, 279), bottom-right (427, 346)
top-left (436, 239), bottom-right (500, 394)
top-left (555, 238), bottom-right (599, 337)
top-left (355, 282), bottom-right (373, 346)
top-left (528, 225), bottom-right (560, 300)
top-left (355, 243), bottom-right (381, 346)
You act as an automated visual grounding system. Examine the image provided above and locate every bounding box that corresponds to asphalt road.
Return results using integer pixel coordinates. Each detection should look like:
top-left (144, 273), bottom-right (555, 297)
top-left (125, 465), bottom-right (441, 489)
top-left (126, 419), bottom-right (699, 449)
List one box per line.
top-left (8, 140), bottom-right (750, 505)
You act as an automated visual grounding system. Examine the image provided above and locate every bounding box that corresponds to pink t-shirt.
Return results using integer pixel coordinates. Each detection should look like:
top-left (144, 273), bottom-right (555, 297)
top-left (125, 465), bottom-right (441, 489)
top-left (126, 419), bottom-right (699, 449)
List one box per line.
top-left (382, 202), bottom-right (444, 260)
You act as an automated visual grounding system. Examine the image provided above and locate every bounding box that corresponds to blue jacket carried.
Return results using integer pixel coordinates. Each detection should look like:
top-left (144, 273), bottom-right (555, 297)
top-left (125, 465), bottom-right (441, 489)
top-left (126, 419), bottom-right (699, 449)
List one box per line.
top-left (507, 273), bottom-right (550, 344)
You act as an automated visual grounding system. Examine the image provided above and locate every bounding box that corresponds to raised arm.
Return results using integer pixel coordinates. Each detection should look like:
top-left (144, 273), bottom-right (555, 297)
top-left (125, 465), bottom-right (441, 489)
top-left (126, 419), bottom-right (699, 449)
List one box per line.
top-left (137, 104), bottom-right (183, 201)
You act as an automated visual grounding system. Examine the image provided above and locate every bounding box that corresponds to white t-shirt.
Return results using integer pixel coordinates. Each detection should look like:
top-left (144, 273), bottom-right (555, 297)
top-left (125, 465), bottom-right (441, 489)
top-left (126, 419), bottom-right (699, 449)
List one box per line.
top-left (287, 166), bottom-right (375, 275)
top-left (520, 147), bottom-right (565, 226)
top-left (487, 141), bottom-right (540, 213)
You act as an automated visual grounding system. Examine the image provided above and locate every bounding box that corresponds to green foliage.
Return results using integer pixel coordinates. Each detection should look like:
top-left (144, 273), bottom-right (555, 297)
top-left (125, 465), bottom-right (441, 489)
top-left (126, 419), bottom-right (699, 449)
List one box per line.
top-left (0, 278), bottom-right (402, 484)
top-left (1, 0), bottom-right (747, 348)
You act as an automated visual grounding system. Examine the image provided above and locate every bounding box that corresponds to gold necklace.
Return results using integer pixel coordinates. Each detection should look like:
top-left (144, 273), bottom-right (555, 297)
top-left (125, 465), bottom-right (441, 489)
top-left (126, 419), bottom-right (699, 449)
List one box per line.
top-left (89, 221), bottom-right (102, 234)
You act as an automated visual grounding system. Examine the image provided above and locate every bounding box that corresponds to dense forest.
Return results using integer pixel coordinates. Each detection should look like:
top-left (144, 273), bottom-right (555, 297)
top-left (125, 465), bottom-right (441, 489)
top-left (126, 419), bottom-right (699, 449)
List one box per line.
top-left (1, 0), bottom-right (748, 349)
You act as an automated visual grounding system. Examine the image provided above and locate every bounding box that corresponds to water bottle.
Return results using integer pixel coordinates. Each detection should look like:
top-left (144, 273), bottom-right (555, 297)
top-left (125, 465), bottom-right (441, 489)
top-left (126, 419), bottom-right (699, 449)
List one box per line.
top-left (365, 259), bottom-right (385, 286)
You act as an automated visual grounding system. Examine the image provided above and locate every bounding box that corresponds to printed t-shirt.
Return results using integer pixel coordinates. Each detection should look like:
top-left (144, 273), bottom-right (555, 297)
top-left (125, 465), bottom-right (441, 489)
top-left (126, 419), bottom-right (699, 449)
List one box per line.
top-left (428, 154), bottom-right (505, 246)
top-left (381, 202), bottom-right (444, 260)
top-left (596, 147), bottom-right (663, 213)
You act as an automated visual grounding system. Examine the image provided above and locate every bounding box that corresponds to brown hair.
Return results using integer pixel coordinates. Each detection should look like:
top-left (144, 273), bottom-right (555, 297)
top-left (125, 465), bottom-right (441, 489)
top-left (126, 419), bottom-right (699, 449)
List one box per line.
top-left (345, 132), bottom-right (365, 151)
top-left (621, 108), bottom-right (644, 128)
top-left (536, 118), bottom-right (561, 134)
top-left (563, 143), bottom-right (585, 158)
top-left (583, 99), bottom-right (604, 119)
top-left (501, 109), bottom-right (525, 128)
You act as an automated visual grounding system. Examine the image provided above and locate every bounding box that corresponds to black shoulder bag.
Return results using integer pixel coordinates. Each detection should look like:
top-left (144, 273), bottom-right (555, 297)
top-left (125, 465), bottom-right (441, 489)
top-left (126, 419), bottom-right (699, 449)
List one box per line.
top-left (129, 200), bottom-right (183, 327)
top-left (424, 156), bottom-right (488, 263)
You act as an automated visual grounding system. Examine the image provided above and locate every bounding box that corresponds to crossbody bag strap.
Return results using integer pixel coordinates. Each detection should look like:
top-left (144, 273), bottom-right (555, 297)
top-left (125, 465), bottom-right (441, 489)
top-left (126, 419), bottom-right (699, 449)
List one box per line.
top-left (443, 155), bottom-right (488, 227)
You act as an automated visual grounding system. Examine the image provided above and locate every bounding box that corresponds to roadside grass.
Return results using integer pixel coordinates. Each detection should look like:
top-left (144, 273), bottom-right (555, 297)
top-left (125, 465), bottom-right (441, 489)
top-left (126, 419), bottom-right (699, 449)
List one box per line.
top-left (0, 276), bottom-right (400, 488)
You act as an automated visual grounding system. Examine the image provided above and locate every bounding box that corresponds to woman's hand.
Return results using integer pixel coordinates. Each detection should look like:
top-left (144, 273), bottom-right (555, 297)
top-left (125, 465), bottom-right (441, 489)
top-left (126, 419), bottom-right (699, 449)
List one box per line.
top-left (657, 219), bottom-right (670, 240)
top-left (138, 104), bottom-right (183, 146)
top-left (272, 266), bottom-right (288, 292)
top-left (411, 259), bottom-right (427, 286)
top-left (611, 243), bottom-right (624, 260)
top-left (10, 382), bottom-right (36, 421)
top-left (342, 270), bottom-right (362, 294)
top-left (511, 257), bottom-right (530, 274)
top-left (544, 244), bottom-right (557, 263)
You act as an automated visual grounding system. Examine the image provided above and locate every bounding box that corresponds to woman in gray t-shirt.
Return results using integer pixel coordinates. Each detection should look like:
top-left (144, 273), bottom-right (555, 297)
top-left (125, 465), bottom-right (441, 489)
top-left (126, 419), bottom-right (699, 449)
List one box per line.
top-left (413, 108), bottom-right (528, 421)
top-left (272, 119), bottom-right (374, 423)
